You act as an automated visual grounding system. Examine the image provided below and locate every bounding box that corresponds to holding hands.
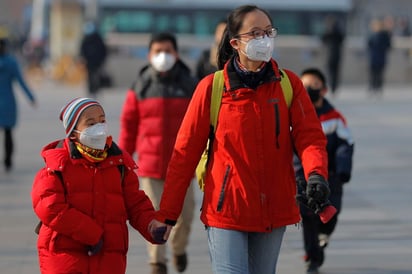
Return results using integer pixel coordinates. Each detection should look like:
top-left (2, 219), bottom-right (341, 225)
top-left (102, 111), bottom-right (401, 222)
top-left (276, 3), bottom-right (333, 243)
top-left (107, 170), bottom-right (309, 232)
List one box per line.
top-left (148, 219), bottom-right (172, 244)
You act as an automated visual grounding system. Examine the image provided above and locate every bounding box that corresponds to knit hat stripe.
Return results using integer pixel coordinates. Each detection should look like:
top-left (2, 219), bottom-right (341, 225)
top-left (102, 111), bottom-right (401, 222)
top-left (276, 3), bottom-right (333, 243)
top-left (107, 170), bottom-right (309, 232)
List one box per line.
top-left (66, 101), bottom-right (98, 134)
top-left (60, 98), bottom-right (100, 137)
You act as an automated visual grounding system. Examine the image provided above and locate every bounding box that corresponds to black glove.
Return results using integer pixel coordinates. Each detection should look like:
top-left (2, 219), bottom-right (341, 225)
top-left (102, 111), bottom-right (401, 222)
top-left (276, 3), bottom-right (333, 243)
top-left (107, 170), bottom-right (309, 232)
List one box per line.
top-left (88, 238), bottom-right (103, 256)
top-left (306, 173), bottom-right (330, 212)
top-left (296, 191), bottom-right (332, 214)
top-left (152, 226), bottom-right (167, 244)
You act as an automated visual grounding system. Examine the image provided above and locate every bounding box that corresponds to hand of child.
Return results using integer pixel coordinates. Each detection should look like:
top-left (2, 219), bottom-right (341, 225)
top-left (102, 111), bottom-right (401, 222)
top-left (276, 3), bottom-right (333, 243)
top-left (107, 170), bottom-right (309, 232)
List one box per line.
top-left (88, 238), bottom-right (103, 256)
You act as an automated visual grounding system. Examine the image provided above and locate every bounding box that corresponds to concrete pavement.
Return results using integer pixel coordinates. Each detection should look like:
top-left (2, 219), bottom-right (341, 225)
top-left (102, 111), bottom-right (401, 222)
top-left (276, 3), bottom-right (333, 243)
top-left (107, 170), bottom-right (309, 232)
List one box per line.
top-left (0, 78), bottom-right (411, 274)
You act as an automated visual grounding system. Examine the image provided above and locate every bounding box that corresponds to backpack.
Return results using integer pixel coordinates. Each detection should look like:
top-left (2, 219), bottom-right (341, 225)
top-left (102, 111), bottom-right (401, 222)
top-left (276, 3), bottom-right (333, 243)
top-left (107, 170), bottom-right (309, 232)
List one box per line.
top-left (195, 69), bottom-right (293, 191)
top-left (34, 142), bottom-right (126, 234)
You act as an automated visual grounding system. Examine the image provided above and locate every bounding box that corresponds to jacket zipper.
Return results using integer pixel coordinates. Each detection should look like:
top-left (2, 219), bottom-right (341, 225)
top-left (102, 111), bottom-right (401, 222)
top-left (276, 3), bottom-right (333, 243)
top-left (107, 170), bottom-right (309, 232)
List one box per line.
top-left (274, 102), bottom-right (280, 148)
top-left (217, 165), bottom-right (230, 212)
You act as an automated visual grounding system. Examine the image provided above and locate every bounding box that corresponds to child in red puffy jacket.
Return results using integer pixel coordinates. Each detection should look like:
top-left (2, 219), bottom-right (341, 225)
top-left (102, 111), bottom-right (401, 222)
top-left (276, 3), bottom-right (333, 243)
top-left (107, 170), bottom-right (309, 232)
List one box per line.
top-left (31, 97), bottom-right (166, 274)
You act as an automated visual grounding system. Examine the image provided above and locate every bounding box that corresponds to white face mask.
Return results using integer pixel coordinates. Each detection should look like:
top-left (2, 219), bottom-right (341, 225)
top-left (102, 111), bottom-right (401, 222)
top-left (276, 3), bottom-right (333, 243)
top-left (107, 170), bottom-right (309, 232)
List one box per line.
top-left (150, 52), bottom-right (176, 72)
top-left (239, 36), bottom-right (274, 62)
top-left (75, 123), bottom-right (108, 150)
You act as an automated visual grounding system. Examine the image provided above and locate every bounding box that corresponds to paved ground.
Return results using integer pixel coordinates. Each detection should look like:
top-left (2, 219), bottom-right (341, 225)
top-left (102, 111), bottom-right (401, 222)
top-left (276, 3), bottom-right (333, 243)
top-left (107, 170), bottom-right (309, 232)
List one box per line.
top-left (0, 77), bottom-right (411, 274)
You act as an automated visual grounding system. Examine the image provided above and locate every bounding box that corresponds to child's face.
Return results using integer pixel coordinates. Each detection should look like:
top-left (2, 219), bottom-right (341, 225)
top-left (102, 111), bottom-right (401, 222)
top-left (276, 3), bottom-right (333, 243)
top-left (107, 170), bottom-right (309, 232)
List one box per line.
top-left (301, 74), bottom-right (327, 104)
top-left (74, 105), bottom-right (106, 134)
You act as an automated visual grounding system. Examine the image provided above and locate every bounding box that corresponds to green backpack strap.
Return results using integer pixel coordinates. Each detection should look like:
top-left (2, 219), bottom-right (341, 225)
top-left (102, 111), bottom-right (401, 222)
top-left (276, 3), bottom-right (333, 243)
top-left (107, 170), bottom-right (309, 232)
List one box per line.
top-left (210, 70), bottom-right (224, 130)
top-left (196, 70), bottom-right (224, 191)
top-left (279, 69), bottom-right (293, 107)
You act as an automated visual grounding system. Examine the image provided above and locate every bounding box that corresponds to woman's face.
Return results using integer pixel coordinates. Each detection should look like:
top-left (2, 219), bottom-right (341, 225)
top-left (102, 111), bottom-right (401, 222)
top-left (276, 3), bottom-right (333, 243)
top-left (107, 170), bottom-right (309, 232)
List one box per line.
top-left (230, 9), bottom-right (273, 68)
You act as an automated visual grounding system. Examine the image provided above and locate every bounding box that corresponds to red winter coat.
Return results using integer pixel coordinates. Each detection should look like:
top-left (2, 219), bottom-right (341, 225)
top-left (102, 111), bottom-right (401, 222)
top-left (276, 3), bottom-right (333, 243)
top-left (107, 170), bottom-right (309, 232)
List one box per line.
top-left (32, 139), bottom-right (157, 274)
top-left (118, 61), bottom-right (197, 179)
top-left (157, 59), bottom-right (328, 232)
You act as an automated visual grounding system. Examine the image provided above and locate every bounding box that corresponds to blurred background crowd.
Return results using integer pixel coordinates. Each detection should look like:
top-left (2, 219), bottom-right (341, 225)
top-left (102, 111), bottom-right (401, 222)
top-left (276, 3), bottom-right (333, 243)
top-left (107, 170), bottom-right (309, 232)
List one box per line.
top-left (0, 0), bottom-right (411, 90)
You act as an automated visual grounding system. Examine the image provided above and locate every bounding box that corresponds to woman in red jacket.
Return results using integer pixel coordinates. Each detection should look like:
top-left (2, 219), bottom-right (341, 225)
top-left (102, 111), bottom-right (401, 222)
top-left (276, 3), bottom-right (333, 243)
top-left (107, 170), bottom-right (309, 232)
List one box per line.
top-left (150, 5), bottom-right (330, 274)
top-left (32, 98), bottom-right (165, 274)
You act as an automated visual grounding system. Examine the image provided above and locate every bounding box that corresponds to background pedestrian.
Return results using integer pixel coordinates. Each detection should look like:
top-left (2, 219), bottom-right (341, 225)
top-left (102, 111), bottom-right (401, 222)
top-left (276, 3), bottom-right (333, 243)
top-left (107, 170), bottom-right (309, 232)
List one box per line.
top-left (118, 32), bottom-right (197, 274)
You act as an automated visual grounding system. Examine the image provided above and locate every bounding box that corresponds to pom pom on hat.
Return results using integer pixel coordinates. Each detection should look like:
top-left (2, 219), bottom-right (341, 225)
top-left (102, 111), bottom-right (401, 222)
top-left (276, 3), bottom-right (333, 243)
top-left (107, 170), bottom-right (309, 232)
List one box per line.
top-left (59, 97), bottom-right (101, 137)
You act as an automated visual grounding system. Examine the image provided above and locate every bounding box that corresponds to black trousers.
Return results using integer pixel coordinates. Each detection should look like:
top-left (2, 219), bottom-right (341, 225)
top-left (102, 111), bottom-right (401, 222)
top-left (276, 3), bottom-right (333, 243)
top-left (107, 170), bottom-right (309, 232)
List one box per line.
top-left (86, 67), bottom-right (101, 96)
top-left (3, 128), bottom-right (13, 169)
top-left (369, 65), bottom-right (385, 92)
top-left (300, 179), bottom-right (343, 264)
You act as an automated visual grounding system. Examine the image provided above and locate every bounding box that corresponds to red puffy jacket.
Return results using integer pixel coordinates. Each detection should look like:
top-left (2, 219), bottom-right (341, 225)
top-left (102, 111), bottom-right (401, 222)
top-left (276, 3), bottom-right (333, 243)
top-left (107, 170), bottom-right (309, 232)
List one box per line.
top-left (157, 60), bottom-right (328, 232)
top-left (118, 62), bottom-right (197, 180)
top-left (32, 139), bottom-right (157, 274)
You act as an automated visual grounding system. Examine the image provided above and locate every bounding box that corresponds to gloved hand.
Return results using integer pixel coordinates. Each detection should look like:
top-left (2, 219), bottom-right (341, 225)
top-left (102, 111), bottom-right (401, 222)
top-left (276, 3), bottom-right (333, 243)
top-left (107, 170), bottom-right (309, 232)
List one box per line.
top-left (306, 173), bottom-right (330, 209)
top-left (151, 226), bottom-right (167, 244)
top-left (88, 238), bottom-right (103, 256)
top-left (296, 176), bottom-right (336, 222)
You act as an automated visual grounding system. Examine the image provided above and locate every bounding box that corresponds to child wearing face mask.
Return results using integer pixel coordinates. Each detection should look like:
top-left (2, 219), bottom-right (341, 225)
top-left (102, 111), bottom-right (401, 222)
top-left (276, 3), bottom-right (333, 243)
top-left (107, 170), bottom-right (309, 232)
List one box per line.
top-left (294, 68), bottom-right (354, 274)
top-left (150, 5), bottom-right (330, 274)
top-left (31, 97), bottom-right (167, 274)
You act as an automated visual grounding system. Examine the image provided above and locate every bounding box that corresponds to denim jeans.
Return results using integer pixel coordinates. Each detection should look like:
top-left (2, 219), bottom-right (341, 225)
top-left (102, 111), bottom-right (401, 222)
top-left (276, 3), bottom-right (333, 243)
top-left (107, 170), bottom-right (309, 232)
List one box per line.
top-left (207, 226), bottom-right (286, 274)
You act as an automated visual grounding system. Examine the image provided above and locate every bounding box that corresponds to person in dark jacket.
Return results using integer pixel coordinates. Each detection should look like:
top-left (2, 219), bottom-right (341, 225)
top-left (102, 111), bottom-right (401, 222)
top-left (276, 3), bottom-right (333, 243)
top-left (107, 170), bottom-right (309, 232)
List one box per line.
top-left (195, 20), bottom-right (227, 80)
top-left (31, 97), bottom-right (166, 274)
top-left (0, 35), bottom-right (36, 172)
top-left (118, 32), bottom-right (197, 274)
top-left (80, 22), bottom-right (107, 97)
top-left (295, 68), bottom-right (354, 274)
top-left (321, 16), bottom-right (345, 95)
top-left (367, 18), bottom-right (391, 95)
top-left (150, 5), bottom-right (330, 274)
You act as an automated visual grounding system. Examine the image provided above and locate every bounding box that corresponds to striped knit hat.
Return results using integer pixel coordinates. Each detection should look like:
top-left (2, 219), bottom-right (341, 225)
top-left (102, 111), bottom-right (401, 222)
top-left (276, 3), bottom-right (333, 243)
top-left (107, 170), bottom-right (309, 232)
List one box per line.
top-left (59, 97), bottom-right (102, 137)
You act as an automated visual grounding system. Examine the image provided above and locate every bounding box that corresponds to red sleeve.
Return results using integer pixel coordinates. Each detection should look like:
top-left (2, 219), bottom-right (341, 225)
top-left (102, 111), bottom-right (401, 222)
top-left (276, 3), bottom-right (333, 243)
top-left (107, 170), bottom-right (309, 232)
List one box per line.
top-left (123, 168), bottom-right (158, 243)
top-left (287, 70), bottom-right (328, 180)
top-left (118, 89), bottom-right (139, 155)
top-left (156, 75), bottom-right (214, 223)
top-left (31, 169), bottom-right (103, 245)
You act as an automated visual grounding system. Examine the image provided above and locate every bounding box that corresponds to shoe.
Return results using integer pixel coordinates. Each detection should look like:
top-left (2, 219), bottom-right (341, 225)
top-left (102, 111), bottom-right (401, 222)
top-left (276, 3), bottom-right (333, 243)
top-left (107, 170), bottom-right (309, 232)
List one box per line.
top-left (306, 262), bottom-right (319, 274)
top-left (4, 159), bottom-right (12, 172)
top-left (318, 247), bottom-right (325, 267)
top-left (318, 233), bottom-right (329, 249)
top-left (173, 253), bottom-right (187, 272)
top-left (150, 263), bottom-right (167, 274)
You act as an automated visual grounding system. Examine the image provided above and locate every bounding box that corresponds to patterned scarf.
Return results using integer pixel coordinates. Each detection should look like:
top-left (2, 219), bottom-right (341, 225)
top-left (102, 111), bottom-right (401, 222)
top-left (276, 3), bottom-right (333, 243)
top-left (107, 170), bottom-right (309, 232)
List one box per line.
top-left (75, 136), bottom-right (112, 163)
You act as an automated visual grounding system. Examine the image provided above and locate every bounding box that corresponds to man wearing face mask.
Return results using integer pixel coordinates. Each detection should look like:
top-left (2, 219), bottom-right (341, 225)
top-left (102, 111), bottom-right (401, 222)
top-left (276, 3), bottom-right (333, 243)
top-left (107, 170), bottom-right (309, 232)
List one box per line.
top-left (118, 32), bottom-right (197, 274)
top-left (294, 68), bottom-right (354, 274)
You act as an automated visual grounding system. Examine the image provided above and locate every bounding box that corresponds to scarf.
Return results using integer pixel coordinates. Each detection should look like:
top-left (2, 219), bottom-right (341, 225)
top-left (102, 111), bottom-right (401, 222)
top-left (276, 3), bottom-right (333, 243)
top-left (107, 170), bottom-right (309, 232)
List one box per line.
top-left (74, 136), bottom-right (112, 163)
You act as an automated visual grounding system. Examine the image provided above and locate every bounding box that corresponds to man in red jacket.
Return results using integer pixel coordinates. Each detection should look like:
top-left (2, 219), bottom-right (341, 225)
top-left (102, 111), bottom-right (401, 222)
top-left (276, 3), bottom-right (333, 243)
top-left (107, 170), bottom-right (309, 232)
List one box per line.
top-left (118, 32), bottom-right (198, 274)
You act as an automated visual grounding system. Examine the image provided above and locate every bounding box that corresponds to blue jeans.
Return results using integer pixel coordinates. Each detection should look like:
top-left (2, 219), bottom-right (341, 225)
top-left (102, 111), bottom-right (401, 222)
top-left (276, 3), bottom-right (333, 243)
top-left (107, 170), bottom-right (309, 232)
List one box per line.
top-left (207, 226), bottom-right (286, 274)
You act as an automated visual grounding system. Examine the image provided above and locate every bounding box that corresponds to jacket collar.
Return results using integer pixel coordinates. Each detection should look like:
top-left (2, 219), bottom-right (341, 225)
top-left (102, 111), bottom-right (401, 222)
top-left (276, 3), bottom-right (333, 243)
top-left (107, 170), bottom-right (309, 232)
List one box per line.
top-left (224, 58), bottom-right (282, 92)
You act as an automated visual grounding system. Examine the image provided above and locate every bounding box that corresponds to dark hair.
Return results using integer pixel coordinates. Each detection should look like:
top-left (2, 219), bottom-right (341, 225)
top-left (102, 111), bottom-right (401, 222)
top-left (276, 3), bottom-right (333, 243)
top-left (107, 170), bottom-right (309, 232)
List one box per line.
top-left (217, 5), bottom-right (273, 69)
top-left (149, 32), bottom-right (178, 51)
top-left (300, 67), bottom-right (327, 87)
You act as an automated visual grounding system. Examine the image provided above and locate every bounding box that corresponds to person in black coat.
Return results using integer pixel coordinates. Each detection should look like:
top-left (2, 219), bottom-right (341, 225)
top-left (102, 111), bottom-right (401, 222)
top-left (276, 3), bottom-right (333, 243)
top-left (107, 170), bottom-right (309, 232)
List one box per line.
top-left (367, 18), bottom-right (391, 94)
top-left (80, 22), bottom-right (108, 97)
top-left (295, 68), bottom-right (354, 274)
top-left (321, 16), bottom-right (345, 95)
top-left (195, 20), bottom-right (227, 80)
